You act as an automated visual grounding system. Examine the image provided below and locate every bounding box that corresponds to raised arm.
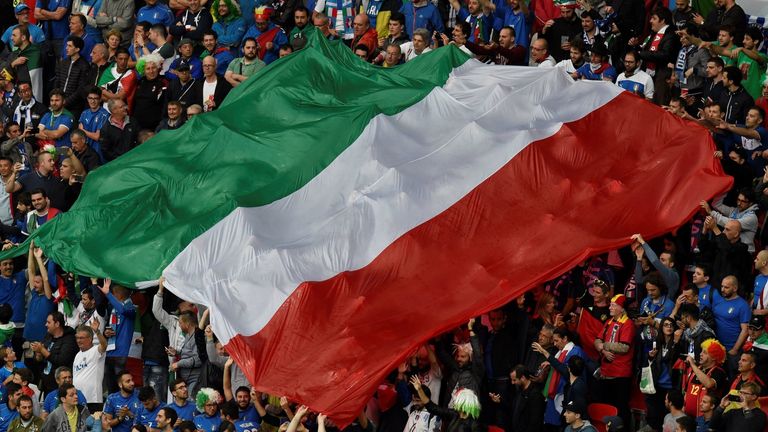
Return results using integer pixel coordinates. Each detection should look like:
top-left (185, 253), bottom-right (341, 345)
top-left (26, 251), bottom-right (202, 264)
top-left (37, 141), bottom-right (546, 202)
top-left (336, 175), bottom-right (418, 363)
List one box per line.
top-left (34, 248), bottom-right (53, 300)
top-left (223, 357), bottom-right (234, 401)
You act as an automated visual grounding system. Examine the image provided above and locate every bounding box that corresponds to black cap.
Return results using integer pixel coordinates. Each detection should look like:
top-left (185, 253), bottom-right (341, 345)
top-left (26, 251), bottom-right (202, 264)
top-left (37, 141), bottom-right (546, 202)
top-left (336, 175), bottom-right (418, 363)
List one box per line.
top-left (565, 400), bottom-right (586, 417)
top-left (603, 416), bottom-right (624, 432)
top-left (176, 62), bottom-right (191, 72)
top-left (749, 315), bottom-right (765, 329)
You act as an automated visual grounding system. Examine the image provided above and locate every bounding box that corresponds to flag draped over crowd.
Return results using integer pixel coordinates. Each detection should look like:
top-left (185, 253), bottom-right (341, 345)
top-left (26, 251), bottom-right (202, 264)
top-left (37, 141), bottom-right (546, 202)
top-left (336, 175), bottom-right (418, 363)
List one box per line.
top-left (0, 28), bottom-right (733, 426)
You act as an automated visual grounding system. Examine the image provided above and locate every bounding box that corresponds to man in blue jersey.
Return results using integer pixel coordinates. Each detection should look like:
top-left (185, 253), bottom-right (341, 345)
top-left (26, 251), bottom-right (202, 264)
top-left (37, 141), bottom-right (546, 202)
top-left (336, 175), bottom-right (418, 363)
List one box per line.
top-left (221, 403), bottom-right (258, 432)
top-left (103, 371), bottom-right (141, 432)
top-left (97, 280), bottom-right (135, 394)
top-left (137, 0), bottom-right (175, 28)
top-left (167, 379), bottom-right (195, 423)
top-left (135, 386), bottom-right (164, 430)
top-left (754, 250), bottom-right (768, 317)
top-left (0, 260), bottom-right (27, 333)
top-left (78, 86), bottom-right (109, 163)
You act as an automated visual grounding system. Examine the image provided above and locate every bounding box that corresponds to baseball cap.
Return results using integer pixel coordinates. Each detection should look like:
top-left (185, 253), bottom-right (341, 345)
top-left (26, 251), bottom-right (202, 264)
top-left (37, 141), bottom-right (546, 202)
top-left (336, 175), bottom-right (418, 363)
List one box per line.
top-left (15, 3), bottom-right (30, 14)
top-left (604, 416), bottom-right (624, 432)
top-left (749, 315), bottom-right (765, 330)
top-left (176, 62), bottom-right (191, 72)
top-left (564, 400), bottom-right (586, 417)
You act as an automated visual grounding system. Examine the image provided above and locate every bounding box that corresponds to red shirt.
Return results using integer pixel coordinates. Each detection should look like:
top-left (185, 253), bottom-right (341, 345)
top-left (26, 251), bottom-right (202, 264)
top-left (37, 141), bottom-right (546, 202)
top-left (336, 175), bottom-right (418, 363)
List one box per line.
top-left (598, 314), bottom-right (636, 378)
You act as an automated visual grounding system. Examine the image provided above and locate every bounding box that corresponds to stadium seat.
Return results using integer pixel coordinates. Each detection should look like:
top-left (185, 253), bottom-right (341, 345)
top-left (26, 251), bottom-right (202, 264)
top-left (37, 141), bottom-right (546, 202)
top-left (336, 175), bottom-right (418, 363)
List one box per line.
top-left (588, 403), bottom-right (618, 432)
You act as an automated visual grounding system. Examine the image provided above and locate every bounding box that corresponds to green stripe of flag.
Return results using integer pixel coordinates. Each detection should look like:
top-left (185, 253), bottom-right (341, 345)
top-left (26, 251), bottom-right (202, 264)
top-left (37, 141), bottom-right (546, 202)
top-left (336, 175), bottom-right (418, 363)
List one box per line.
top-left (1, 28), bottom-right (470, 285)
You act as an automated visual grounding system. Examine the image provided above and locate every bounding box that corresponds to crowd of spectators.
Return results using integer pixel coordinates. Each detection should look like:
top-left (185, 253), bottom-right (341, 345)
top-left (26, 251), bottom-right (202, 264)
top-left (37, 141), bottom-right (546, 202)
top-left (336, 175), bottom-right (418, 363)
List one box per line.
top-left (0, 0), bottom-right (767, 432)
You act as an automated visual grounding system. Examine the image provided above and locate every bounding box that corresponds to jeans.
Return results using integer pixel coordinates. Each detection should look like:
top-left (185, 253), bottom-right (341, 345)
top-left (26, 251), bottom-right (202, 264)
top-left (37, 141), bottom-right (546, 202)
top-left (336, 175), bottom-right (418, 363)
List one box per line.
top-left (144, 365), bottom-right (168, 403)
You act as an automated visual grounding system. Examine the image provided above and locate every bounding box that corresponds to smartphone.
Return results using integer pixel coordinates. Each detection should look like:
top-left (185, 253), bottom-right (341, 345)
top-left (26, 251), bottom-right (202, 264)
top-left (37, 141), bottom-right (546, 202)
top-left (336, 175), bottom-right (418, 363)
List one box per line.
top-left (71, 174), bottom-right (84, 183)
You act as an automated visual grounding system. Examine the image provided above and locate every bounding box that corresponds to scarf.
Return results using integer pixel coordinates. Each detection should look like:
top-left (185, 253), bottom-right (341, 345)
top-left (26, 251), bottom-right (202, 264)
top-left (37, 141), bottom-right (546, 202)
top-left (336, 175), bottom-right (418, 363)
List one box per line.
top-left (644, 25), bottom-right (668, 75)
top-left (675, 45), bottom-right (695, 85)
top-left (325, 0), bottom-right (354, 39)
top-left (13, 99), bottom-right (36, 130)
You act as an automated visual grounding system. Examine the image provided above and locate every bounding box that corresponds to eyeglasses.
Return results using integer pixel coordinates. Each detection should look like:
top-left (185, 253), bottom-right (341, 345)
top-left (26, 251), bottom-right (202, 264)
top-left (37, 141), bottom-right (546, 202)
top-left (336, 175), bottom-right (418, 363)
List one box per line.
top-left (739, 391), bottom-right (756, 397)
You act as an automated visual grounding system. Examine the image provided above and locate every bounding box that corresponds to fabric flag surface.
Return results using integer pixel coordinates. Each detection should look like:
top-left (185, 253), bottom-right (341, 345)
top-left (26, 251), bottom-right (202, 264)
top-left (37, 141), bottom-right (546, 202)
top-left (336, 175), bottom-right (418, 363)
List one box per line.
top-left (0, 28), bottom-right (731, 425)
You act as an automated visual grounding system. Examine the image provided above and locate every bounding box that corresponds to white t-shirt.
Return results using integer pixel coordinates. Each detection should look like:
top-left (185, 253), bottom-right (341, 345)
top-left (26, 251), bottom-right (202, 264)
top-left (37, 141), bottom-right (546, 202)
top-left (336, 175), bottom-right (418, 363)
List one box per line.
top-left (616, 69), bottom-right (655, 99)
top-left (401, 42), bottom-right (432, 62)
top-left (203, 80), bottom-right (217, 112)
top-left (556, 59), bottom-right (580, 75)
top-left (73, 346), bottom-right (106, 403)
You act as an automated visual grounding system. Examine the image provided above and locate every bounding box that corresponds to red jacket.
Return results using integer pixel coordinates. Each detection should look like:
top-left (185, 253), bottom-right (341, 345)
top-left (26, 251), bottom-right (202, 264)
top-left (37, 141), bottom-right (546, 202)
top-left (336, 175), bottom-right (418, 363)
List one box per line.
top-left (352, 28), bottom-right (379, 60)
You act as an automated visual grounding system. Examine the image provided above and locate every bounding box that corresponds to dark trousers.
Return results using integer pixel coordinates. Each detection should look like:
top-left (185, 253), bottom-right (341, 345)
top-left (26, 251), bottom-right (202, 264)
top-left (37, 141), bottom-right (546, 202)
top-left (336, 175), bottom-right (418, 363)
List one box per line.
top-left (597, 377), bottom-right (632, 426)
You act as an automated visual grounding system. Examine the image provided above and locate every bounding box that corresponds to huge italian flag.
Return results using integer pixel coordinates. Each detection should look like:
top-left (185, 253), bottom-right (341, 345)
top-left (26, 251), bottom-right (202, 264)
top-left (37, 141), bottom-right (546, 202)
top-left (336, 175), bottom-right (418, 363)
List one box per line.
top-left (4, 29), bottom-right (730, 424)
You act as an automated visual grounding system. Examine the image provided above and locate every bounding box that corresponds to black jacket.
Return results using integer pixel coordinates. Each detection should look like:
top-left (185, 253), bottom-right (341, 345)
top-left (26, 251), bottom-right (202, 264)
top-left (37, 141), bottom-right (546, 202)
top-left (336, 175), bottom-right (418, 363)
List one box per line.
top-left (544, 17), bottom-right (582, 62)
top-left (701, 4), bottom-right (747, 45)
top-left (133, 77), bottom-right (167, 131)
top-left (55, 56), bottom-right (90, 112)
top-left (193, 76), bottom-right (232, 111)
top-left (509, 383), bottom-right (546, 432)
top-left (638, 27), bottom-right (680, 78)
top-left (166, 78), bottom-right (202, 110)
top-left (718, 86), bottom-right (754, 124)
top-left (169, 9), bottom-right (214, 43)
top-left (99, 117), bottom-right (137, 162)
top-left (699, 233), bottom-right (752, 290)
top-left (41, 326), bottom-right (78, 393)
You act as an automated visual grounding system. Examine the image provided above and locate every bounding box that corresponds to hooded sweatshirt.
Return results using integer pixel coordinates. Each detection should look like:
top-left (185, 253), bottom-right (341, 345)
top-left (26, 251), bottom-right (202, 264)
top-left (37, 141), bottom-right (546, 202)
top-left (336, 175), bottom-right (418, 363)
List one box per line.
top-left (211, 0), bottom-right (247, 48)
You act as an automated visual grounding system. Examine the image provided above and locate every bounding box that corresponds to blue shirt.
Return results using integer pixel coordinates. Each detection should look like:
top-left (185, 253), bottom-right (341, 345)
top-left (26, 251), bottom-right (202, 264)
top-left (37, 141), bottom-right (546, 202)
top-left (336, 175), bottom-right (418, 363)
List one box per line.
top-left (399, 2), bottom-right (444, 39)
top-left (167, 57), bottom-right (203, 81)
top-left (698, 284), bottom-right (722, 308)
top-left (36, 0), bottom-right (72, 40)
top-left (713, 296), bottom-right (751, 350)
top-left (135, 403), bottom-right (165, 428)
top-left (105, 293), bottom-right (136, 358)
top-left (71, 0), bottom-right (103, 41)
top-left (104, 390), bottom-right (141, 432)
top-left (1, 25), bottom-right (46, 48)
top-left (238, 405), bottom-right (260, 423)
top-left (639, 295), bottom-right (675, 320)
top-left (137, 3), bottom-right (175, 28)
top-left (0, 272), bottom-right (27, 324)
top-left (79, 107), bottom-right (110, 162)
top-left (576, 63), bottom-right (617, 82)
top-left (0, 403), bottom-right (18, 432)
top-left (0, 363), bottom-right (24, 384)
top-left (43, 389), bottom-right (88, 413)
top-left (39, 110), bottom-right (73, 150)
top-left (168, 401), bottom-right (195, 422)
top-left (493, 5), bottom-right (529, 48)
top-left (755, 274), bottom-right (768, 309)
top-left (194, 414), bottom-right (222, 432)
top-left (235, 420), bottom-right (259, 432)
top-left (23, 290), bottom-right (55, 342)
